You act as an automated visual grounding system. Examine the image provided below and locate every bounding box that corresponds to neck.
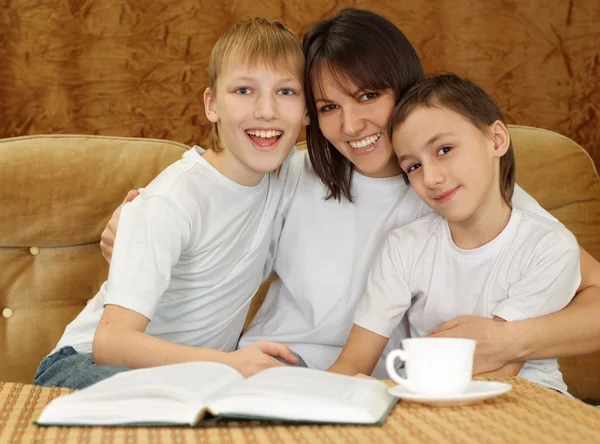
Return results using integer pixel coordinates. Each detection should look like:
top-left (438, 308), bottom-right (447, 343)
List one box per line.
top-left (448, 191), bottom-right (512, 250)
top-left (202, 149), bottom-right (264, 187)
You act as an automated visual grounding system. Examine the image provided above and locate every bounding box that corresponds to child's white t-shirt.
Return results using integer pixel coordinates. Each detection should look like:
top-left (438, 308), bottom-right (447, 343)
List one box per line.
top-left (354, 210), bottom-right (581, 393)
top-left (240, 150), bottom-right (561, 378)
top-left (53, 146), bottom-right (285, 355)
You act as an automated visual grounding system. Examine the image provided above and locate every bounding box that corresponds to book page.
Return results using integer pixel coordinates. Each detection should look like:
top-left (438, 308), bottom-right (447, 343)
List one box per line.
top-left (37, 362), bottom-right (242, 426)
top-left (206, 367), bottom-right (395, 424)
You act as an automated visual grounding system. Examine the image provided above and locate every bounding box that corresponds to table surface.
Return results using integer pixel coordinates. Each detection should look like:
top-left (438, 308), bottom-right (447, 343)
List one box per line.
top-left (2, 377), bottom-right (600, 443)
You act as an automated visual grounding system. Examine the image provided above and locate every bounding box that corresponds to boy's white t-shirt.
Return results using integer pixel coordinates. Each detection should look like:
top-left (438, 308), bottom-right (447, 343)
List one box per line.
top-left (53, 146), bottom-right (285, 355)
top-left (240, 149), bottom-right (560, 378)
top-left (354, 210), bottom-right (581, 393)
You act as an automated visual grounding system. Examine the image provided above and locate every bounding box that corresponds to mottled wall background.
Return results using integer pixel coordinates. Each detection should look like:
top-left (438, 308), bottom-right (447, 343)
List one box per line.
top-left (1, 0), bottom-right (598, 170)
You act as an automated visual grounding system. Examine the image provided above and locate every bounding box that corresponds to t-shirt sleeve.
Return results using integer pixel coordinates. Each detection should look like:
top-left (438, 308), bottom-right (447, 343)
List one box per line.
top-left (353, 232), bottom-right (412, 338)
top-left (491, 233), bottom-right (581, 322)
top-left (511, 184), bottom-right (558, 222)
top-left (104, 193), bottom-right (192, 320)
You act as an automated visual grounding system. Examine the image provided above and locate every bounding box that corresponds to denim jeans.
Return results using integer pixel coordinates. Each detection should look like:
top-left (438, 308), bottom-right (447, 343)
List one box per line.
top-left (33, 346), bottom-right (130, 390)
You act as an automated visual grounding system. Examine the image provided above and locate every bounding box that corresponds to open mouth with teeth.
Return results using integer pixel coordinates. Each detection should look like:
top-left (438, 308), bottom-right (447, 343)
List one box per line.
top-left (349, 133), bottom-right (381, 151)
top-left (246, 129), bottom-right (283, 150)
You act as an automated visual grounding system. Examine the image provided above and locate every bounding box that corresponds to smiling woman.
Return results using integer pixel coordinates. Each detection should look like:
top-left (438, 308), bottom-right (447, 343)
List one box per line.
top-left (303, 9), bottom-right (424, 201)
top-left (238, 9), bottom-right (600, 389)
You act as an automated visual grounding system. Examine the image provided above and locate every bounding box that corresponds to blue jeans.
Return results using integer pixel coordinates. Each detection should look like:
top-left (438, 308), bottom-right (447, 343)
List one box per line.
top-left (33, 346), bottom-right (130, 390)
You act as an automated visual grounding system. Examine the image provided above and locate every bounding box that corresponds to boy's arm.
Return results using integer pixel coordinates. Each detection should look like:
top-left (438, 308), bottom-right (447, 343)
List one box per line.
top-left (328, 325), bottom-right (388, 376)
top-left (93, 305), bottom-right (297, 376)
top-left (329, 230), bottom-right (413, 376)
top-left (431, 239), bottom-right (587, 374)
top-left (99, 194), bottom-right (298, 375)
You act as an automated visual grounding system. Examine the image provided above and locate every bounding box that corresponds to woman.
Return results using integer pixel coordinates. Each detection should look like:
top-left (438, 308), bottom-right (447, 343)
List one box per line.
top-left (104, 8), bottom-right (600, 378)
top-left (238, 8), bottom-right (600, 377)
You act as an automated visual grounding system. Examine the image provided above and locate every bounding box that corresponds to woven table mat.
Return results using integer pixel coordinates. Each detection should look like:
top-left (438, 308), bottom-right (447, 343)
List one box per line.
top-left (2, 377), bottom-right (600, 443)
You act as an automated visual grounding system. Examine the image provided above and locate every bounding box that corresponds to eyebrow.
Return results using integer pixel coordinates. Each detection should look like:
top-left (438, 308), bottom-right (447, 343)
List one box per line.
top-left (425, 132), bottom-right (454, 146)
top-left (230, 76), bottom-right (299, 83)
top-left (396, 132), bottom-right (455, 164)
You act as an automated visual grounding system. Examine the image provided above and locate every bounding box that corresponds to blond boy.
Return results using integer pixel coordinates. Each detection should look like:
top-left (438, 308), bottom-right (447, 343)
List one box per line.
top-left (34, 18), bottom-right (308, 389)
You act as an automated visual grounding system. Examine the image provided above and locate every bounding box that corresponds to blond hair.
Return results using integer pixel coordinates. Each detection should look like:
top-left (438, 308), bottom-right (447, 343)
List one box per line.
top-left (207, 17), bottom-right (304, 151)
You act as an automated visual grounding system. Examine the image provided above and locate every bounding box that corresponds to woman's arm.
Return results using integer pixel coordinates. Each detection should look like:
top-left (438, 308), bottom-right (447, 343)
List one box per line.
top-left (430, 247), bottom-right (600, 374)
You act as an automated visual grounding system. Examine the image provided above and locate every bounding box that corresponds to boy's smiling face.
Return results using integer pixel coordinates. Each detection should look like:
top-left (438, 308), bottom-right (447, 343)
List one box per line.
top-left (392, 105), bottom-right (508, 225)
top-left (204, 58), bottom-right (308, 186)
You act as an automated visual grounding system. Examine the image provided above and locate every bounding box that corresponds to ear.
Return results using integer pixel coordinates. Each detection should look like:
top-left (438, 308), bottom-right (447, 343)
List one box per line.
top-left (203, 87), bottom-right (219, 123)
top-left (490, 120), bottom-right (510, 158)
top-left (302, 109), bottom-right (310, 126)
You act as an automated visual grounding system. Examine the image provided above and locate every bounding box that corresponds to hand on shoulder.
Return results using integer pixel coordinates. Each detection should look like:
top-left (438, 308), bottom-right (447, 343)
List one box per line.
top-left (100, 189), bottom-right (140, 263)
top-left (428, 315), bottom-right (518, 374)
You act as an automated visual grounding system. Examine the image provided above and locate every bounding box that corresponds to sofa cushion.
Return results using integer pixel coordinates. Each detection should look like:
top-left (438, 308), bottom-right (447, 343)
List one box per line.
top-left (0, 135), bottom-right (187, 383)
top-left (507, 125), bottom-right (600, 402)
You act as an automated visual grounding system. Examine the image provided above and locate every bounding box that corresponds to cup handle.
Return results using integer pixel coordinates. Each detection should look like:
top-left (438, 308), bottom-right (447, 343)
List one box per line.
top-left (386, 349), bottom-right (416, 392)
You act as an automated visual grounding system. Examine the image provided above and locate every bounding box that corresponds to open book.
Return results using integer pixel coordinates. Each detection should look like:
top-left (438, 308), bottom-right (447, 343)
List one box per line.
top-left (36, 362), bottom-right (396, 427)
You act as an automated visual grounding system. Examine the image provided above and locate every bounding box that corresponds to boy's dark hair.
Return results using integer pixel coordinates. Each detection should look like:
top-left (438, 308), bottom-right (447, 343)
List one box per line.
top-left (303, 8), bottom-right (424, 202)
top-left (388, 73), bottom-right (516, 206)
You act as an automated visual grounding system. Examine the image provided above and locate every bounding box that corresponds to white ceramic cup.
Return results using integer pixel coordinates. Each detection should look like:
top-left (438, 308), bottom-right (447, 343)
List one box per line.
top-left (386, 337), bottom-right (476, 395)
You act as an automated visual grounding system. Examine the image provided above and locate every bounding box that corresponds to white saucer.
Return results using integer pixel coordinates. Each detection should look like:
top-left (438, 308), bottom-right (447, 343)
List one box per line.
top-left (388, 381), bottom-right (512, 406)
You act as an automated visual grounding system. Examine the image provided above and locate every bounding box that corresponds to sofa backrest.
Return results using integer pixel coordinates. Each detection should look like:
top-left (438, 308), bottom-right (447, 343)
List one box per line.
top-left (0, 135), bottom-right (187, 383)
top-left (1, 128), bottom-right (599, 401)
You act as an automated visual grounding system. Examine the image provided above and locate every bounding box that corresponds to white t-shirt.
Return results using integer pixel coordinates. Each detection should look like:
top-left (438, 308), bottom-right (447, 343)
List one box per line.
top-left (240, 149), bottom-right (558, 378)
top-left (53, 146), bottom-right (286, 355)
top-left (354, 210), bottom-right (581, 393)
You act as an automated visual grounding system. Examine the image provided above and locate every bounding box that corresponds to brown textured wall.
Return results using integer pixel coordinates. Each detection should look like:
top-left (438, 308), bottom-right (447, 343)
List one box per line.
top-left (1, 0), bottom-right (598, 170)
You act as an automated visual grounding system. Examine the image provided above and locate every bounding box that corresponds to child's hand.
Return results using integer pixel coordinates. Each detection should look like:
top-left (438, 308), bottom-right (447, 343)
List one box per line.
top-left (100, 189), bottom-right (140, 263)
top-left (226, 340), bottom-right (298, 377)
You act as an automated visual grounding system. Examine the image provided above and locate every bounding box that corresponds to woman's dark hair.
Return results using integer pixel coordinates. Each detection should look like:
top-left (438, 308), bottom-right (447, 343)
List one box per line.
top-left (303, 8), bottom-right (424, 201)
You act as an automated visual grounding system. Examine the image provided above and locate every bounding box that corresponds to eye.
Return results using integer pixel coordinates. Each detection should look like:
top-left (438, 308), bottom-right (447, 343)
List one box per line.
top-left (278, 88), bottom-right (296, 96)
top-left (318, 104), bottom-right (338, 113)
top-left (437, 146), bottom-right (452, 156)
top-left (406, 163), bottom-right (421, 173)
top-left (235, 87), bottom-right (251, 95)
top-left (360, 92), bottom-right (379, 101)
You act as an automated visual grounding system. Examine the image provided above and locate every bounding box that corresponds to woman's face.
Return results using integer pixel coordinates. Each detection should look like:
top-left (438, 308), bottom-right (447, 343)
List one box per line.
top-left (313, 69), bottom-right (402, 178)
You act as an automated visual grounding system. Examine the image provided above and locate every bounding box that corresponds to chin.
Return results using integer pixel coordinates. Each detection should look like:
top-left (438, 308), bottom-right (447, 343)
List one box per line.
top-left (354, 157), bottom-right (396, 177)
top-left (250, 159), bottom-right (285, 175)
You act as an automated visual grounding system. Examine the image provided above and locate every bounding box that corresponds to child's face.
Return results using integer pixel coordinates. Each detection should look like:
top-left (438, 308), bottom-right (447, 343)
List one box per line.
top-left (204, 59), bottom-right (308, 185)
top-left (392, 105), bottom-right (506, 223)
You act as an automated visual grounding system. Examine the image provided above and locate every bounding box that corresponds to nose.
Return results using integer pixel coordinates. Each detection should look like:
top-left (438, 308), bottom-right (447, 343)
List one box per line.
top-left (341, 105), bottom-right (366, 137)
top-left (254, 92), bottom-right (277, 121)
top-left (422, 161), bottom-right (444, 188)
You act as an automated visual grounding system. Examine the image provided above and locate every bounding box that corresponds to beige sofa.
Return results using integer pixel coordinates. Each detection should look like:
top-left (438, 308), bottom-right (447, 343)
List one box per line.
top-left (1, 128), bottom-right (599, 401)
